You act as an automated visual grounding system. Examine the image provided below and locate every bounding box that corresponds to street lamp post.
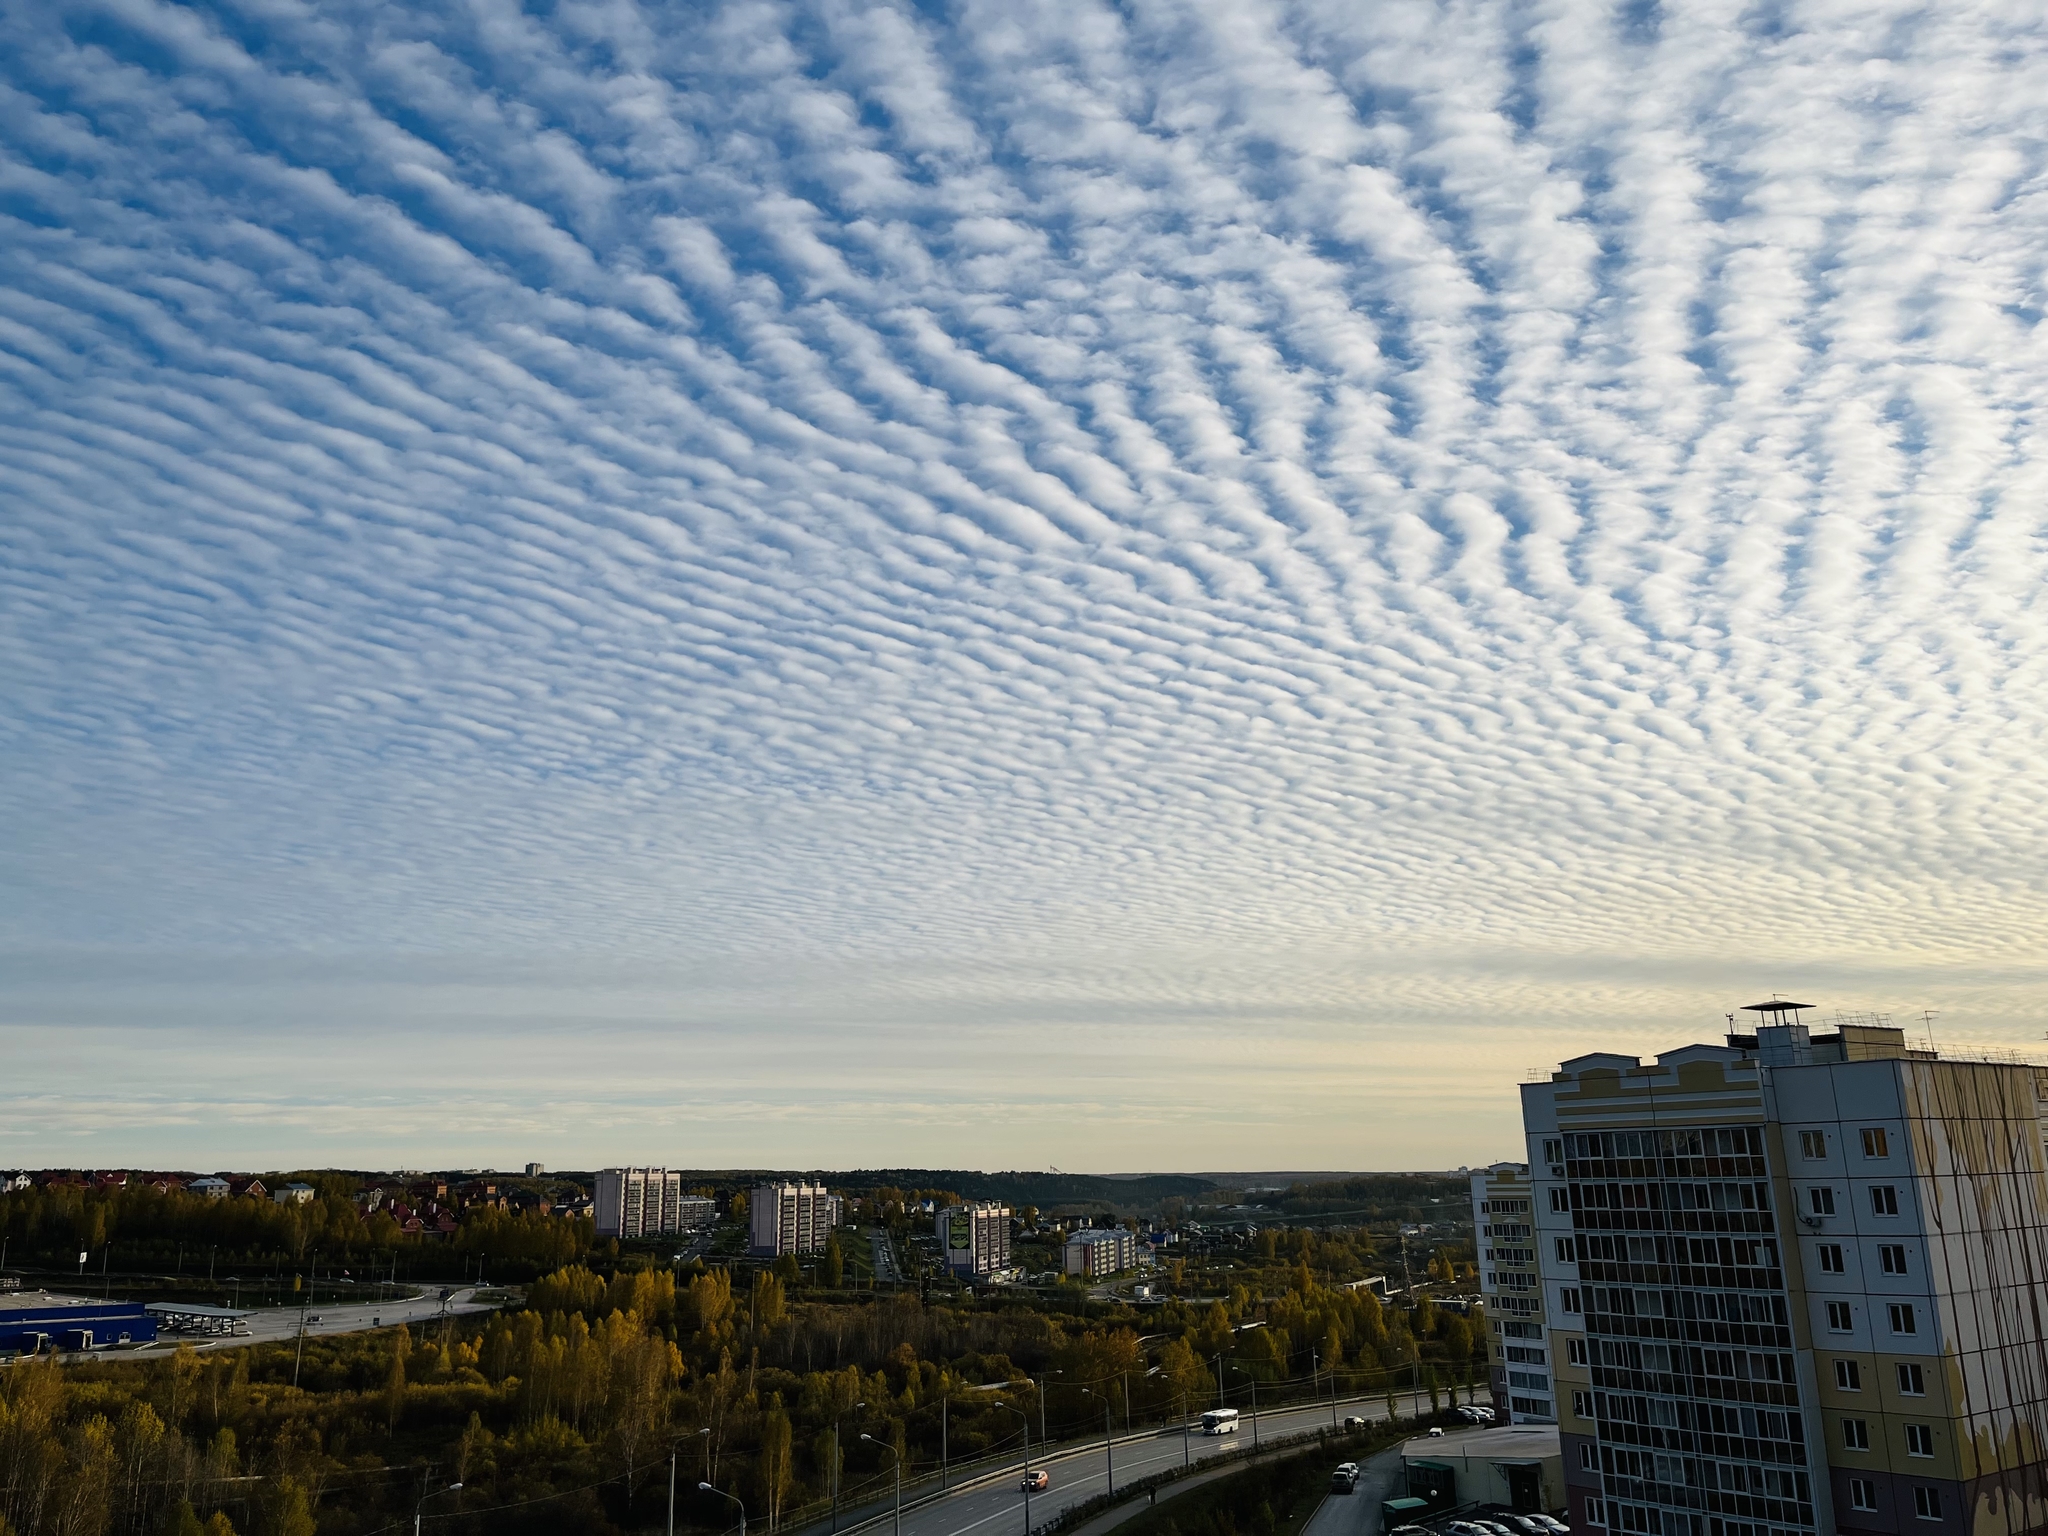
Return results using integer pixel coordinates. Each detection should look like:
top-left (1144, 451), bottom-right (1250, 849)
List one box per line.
top-left (997, 1400), bottom-right (1034, 1534)
top-left (670, 1430), bottom-right (713, 1536)
top-left (829, 1401), bottom-right (867, 1533)
top-left (414, 1482), bottom-right (462, 1536)
top-left (1080, 1388), bottom-right (1114, 1496)
top-left (700, 1483), bottom-right (747, 1536)
top-left (861, 1434), bottom-right (902, 1536)
top-left (1215, 1358), bottom-right (1260, 1448)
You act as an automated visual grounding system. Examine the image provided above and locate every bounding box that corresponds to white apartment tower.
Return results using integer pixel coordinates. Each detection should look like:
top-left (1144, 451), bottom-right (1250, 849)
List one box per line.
top-left (1515, 1003), bottom-right (2048, 1536)
top-left (939, 1201), bottom-right (1011, 1277)
top-left (1472, 1161), bottom-right (1547, 1420)
top-left (750, 1182), bottom-right (837, 1257)
top-left (594, 1167), bottom-right (686, 1239)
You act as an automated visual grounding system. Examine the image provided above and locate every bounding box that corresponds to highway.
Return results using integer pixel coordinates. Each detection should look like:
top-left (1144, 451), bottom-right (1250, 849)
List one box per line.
top-left (822, 1391), bottom-right (1437, 1536)
top-left (146, 1287), bottom-right (497, 1351)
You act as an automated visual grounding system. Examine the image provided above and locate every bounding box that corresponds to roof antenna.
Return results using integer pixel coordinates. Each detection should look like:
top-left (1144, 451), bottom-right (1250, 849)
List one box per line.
top-left (1920, 1009), bottom-right (1939, 1055)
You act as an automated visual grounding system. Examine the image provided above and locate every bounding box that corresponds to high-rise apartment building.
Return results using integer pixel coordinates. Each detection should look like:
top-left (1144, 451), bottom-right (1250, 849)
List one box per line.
top-left (750, 1182), bottom-right (838, 1257)
top-left (594, 1167), bottom-right (685, 1239)
top-left (939, 1201), bottom-right (1011, 1277)
top-left (1472, 1161), bottom-right (1547, 1419)
top-left (1513, 1005), bottom-right (2048, 1536)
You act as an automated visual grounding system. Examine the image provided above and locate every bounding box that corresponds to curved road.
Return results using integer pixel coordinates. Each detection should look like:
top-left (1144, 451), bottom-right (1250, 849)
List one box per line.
top-left (824, 1391), bottom-right (1441, 1536)
top-left (150, 1287), bottom-right (497, 1351)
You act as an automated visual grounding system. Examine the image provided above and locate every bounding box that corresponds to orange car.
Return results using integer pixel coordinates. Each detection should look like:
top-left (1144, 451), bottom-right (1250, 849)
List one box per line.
top-left (1020, 1470), bottom-right (1049, 1492)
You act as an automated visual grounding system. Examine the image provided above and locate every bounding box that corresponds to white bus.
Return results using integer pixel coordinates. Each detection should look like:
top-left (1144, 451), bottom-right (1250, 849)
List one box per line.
top-left (1200, 1408), bottom-right (1240, 1435)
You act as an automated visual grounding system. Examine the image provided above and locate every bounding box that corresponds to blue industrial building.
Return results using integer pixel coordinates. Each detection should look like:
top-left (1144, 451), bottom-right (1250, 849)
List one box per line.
top-left (0, 1292), bottom-right (158, 1354)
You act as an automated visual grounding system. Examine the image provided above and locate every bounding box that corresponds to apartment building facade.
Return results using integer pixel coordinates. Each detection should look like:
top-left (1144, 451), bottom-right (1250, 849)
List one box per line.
top-left (1518, 1010), bottom-right (2048, 1536)
top-left (939, 1201), bottom-right (1012, 1277)
top-left (594, 1167), bottom-right (685, 1239)
top-left (1472, 1161), bottom-right (1550, 1422)
top-left (750, 1182), bottom-right (839, 1257)
top-left (1064, 1227), bottom-right (1137, 1278)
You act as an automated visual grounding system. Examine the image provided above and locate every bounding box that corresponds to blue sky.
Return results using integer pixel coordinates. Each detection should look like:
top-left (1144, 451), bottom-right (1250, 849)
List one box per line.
top-left (5, 0), bottom-right (2047, 1172)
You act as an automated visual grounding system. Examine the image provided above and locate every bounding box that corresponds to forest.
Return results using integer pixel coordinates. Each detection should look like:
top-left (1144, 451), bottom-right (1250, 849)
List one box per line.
top-left (0, 1229), bottom-right (1484, 1536)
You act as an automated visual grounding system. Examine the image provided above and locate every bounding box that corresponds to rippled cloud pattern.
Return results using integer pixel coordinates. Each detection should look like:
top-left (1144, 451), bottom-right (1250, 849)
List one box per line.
top-left (4, 0), bottom-right (2047, 1165)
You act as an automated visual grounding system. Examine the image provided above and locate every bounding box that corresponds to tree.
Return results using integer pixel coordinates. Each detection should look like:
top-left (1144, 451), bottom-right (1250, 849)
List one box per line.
top-left (754, 1271), bottom-right (787, 1330)
top-left (772, 1253), bottom-right (801, 1288)
top-left (263, 1476), bottom-right (316, 1536)
top-left (384, 1328), bottom-right (409, 1431)
top-left (820, 1238), bottom-right (844, 1288)
top-left (757, 1397), bottom-right (795, 1531)
top-left (206, 1514), bottom-right (239, 1536)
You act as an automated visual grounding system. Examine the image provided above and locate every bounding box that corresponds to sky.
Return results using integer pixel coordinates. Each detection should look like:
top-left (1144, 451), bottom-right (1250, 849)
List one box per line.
top-left (4, 0), bottom-right (2048, 1175)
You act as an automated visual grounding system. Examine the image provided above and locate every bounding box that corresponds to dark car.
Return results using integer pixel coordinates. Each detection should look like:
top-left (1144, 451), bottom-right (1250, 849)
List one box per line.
top-left (1020, 1470), bottom-right (1049, 1492)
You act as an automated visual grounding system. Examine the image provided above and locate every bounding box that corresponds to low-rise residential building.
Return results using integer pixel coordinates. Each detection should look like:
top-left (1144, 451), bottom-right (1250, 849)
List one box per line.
top-left (938, 1201), bottom-right (1011, 1277)
top-left (187, 1176), bottom-right (230, 1199)
top-left (1064, 1228), bottom-right (1137, 1277)
top-left (274, 1182), bottom-right (316, 1206)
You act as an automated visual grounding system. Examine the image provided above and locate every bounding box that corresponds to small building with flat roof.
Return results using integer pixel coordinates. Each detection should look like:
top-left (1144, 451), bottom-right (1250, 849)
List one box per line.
top-left (1401, 1424), bottom-right (1562, 1516)
top-left (1, 1290), bottom-right (158, 1355)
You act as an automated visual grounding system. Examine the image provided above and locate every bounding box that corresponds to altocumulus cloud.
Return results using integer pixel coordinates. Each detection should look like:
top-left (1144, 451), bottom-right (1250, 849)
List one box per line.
top-left (4, 0), bottom-right (2048, 1169)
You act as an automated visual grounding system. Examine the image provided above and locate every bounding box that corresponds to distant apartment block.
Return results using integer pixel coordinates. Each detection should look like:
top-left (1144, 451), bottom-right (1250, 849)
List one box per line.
top-left (750, 1182), bottom-right (839, 1256)
top-left (1513, 1003), bottom-right (2048, 1536)
top-left (1471, 1161), bottom-right (1545, 1422)
top-left (595, 1167), bottom-right (687, 1239)
top-left (1064, 1228), bottom-right (1137, 1277)
top-left (525, 1162), bottom-right (545, 1177)
top-left (939, 1201), bottom-right (1011, 1276)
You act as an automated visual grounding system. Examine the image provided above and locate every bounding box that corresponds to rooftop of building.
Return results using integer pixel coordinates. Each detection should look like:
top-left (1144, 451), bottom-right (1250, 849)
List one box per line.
top-left (0, 1290), bottom-right (130, 1314)
top-left (1547, 1008), bottom-right (2042, 1082)
top-left (1402, 1424), bottom-right (1560, 1460)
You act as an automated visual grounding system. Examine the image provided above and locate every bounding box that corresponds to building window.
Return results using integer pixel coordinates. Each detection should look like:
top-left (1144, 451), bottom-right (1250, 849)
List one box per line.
top-left (1862, 1127), bottom-right (1891, 1158)
top-left (1898, 1362), bottom-right (1926, 1395)
top-left (1880, 1244), bottom-right (1909, 1274)
top-left (1890, 1302), bottom-right (1918, 1335)
top-left (1556, 1237), bottom-right (1576, 1263)
top-left (1849, 1478), bottom-right (1878, 1512)
top-left (1872, 1185), bottom-right (1900, 1216)
top-left (1827, 1301), bottom-right (1855, 1332)
top-left (1810, 1186), bottom-right (1837, 1216)
top-left (1843, 1418), bottom-right (1871, 1451)
top-left (1579, 1443), bottom-right (1597, 1469)
top-left (1585, 1498), bottom-right (1605, 1527)
top-left (1835, 1359), bottom-right (1862, 1390)
top-left (1561, 1288), bottom-right (1581, 1314)
top-left (1818, 1242), bottom-right (1846, 1273)
top-left (1914, 1487), bottom-right (1941, 1521)
top-left (1568, 1338), bottom-right (1588, 1365)
top-left (1573, 1391), bottom-right (1592, 1420)
top-left (1544, 1138), bottom-right (1564, 1166)
top-left (1801, 1129), bottom-right (1828, 1159)
top-left (1550, 1187), bottom-right (1571, 1212)
top-left (1907, 1423), bottom-right (1934, 1457)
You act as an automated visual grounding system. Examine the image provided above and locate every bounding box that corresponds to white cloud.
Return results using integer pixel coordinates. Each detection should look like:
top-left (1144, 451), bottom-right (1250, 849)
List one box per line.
top-left (4, 0), bottom-right (2048, 1168)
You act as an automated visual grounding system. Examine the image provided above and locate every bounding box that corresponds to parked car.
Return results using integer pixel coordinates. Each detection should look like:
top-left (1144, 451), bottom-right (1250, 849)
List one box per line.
top-left (1329, 1463), bottom-right (1360, 1493)
top-left (1530, 1518), bottom-right (1570, 1535)
top-left (1427, 1426), bottom-right (1445, 1437)
top-left (1020, 1470), bottom-right (1049, 1492)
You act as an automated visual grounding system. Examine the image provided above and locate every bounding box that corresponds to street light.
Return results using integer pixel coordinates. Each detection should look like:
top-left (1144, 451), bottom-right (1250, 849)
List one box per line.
top-left (861, 1434), bottom-right (902, 1536)
top-left (829, 1400), bottom-right (867, 1533)
top-left (996, 1400), bottom-right (1035, 1534)
top-left (1080, 1388), bottom-right (1114, 1496)
top-left (699, 1483), bottom-right (747, 1536)
top-left (670, 1429), bottom-right (714, 1536)
top-left (414, 1482), bottom-right (462, 1536)
top-left (1215, 1357), bottom-right (1260, 1448)
top-left (1146, 1368), bottom-right (1191, 1470)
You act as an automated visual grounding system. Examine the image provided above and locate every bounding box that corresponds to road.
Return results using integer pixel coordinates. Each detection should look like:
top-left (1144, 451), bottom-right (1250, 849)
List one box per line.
top-left (820, 1391), bottom-right (1435, 1536)
top-left (147, 1287), bottom-right (498, 1351)
top-left (1302, 1443), bottom-right (1406, 1536)
top-left (870, 1228), bottom-right (902, 1285)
